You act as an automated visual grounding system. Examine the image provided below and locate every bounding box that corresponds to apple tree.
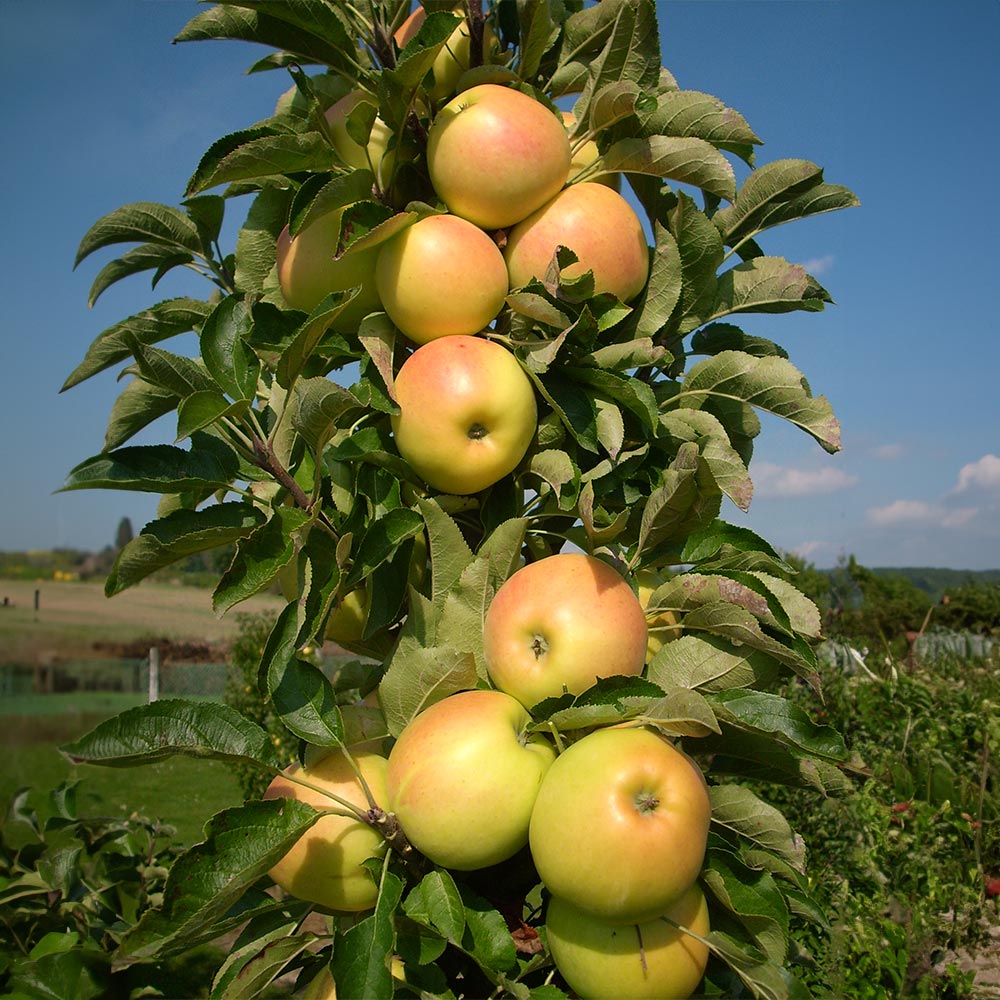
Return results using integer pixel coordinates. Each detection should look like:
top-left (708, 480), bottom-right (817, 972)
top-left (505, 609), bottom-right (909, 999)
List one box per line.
top-left (58, 1), bottom-right (863, 997)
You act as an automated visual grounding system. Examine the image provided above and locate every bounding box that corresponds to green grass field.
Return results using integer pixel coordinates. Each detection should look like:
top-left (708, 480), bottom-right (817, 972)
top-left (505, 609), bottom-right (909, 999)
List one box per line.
top-left (0, 693), bottom-right (245, 846)
top-left (0, 579), bottom-right (277, 845)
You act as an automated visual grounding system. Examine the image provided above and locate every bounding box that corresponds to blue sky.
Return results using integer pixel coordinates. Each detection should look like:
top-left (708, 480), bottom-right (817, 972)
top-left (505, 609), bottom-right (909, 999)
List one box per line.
top-left (2, 1), bottom-right (998, 570)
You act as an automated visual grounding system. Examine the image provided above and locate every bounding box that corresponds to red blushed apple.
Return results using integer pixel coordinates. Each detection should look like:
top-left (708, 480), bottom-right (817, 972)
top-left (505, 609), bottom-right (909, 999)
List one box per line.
top-left (390, 335), bottom-right (537, 495)
top-left (276, 209), bottom-right (382, 330)
top-left (263, 749), bottom-right (390, 913)
top-left (385, 689), bottom-right (556, 871)
top-left (528, 726), bottom-right (711, 924)
top-left (426, 84), bottom-right (571, 230)
top-left (375, 214), bottom-right (509, 343)
top-left (483, 552), bottom-right (648, 709)
top-left (545, 884), bottom-right (711, 1000)
top-left (504, 182), bottom-right (650, 302)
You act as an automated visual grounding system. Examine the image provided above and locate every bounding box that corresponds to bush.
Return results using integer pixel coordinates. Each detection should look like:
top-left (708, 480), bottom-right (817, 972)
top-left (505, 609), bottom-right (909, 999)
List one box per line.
top-left (750, 655), bottom-right (999, 998)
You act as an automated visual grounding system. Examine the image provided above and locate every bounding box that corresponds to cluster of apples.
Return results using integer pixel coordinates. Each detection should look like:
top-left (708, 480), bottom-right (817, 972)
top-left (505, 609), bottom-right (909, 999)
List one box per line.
top-left (275, 47), bottom-right (649, 499)
top-left (265, 554), bottom-right (713, 998)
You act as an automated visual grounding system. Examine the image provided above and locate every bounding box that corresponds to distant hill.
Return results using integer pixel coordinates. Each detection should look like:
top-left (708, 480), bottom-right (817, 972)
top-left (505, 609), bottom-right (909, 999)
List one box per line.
top-left (847, 566), bottom-right (1000, 599)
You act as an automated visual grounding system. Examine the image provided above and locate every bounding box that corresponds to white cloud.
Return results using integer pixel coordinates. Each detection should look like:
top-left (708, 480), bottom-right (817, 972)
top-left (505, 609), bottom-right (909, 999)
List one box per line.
top-left (791, 540), bottom-right (833, 559)
top-left (801, 254), bottom-right (835, 276)
top-left (868, 499), bottom-right (981, 529)
top-left (753, 462), bottom-right (858, 498)
top-left (952, 454), bottom-right (1000, 494)
top-left (870, 443), bottom-right (904, 460)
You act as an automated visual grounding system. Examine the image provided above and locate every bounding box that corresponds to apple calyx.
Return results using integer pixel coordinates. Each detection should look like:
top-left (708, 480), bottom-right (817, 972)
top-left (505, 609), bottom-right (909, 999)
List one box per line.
top-left (530, 634), bottom-right (549, 658)
top-left (634, 791), bottom-right (661, 816)
top-left (467, 422), bottom-right (488, 440)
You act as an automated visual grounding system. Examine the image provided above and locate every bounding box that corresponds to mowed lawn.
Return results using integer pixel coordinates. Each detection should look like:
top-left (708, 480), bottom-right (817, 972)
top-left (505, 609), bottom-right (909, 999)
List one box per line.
top-left (0, 578), bottom-right (283, 844)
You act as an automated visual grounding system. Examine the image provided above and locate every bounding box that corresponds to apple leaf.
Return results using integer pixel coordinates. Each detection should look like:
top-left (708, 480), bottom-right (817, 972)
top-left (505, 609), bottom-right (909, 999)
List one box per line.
top-left (59, 437), bottom-right (240, 496)
top-left (263, 603), bottom-right (345, 746)
top-left (200, 295), bottom-right (260, 402)
top-left (708, 256), bottom-right (832, 322)
top-left (690, 322), bottom-right (790, 360)
top-left (403, 869), bottom-right (467, 946)
top-left (633, 686), bottom-right (721, 738)
top-left (331, 865), bottom-right (403, 1000)
top-left (105, 502), bottom-right (265, 597)
top-left (87, 243), bottom-right (196, 308)
top-left (601, 135), bottom-right (737, 203)
top-left (708, 784), bottom-right (805, 872)
top-left (75, 201), bottom-right (204, 268)
top-left (419, 498), bottom-right (475, 608)
top-left (59, 698), bottom-right (282, 770)
top-left (114, 798), bottom-right (320, 967)
top-left (62, 298), bottom-right (212, 391)
top-left (707, 690), bottom-right (848, 762)
top-left (640, 89), bottom-right (761, 157)
top-left (701, 928), bottom-right (809, 1000)
top-left (703, 847), bottom-right (790, 965)
top-left (214, 505), bottom-right (311, 616)
top-left (104, 377), bottom-right (179, 451)
top-left (648, 635), bottom-right (779, 694)
top-left (235, 185), bottom-right (294, 296)
top-left (664, 350), bottom-right (841, 454)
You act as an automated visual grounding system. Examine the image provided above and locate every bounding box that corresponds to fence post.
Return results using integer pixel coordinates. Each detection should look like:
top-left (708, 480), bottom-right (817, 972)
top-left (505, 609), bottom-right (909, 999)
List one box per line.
top-left (148, 647), bottom-right (160, 703)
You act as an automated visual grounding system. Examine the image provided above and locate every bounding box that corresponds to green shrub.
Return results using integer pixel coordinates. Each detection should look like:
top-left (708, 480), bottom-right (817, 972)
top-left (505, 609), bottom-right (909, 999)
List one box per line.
top-left (751, 656), bottom-right (998, 998)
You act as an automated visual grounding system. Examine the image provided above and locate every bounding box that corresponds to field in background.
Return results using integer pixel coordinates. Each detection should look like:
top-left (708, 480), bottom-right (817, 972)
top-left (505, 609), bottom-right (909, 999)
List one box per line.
top-left (0, 577), bottom-right (284, 665)
top-left (0, 578), bottom-right (282, 844)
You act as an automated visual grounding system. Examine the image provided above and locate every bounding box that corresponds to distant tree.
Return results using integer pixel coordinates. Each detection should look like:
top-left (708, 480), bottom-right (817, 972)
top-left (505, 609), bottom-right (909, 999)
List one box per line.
top-left (934, 581), bottom-right (1000, 636)
top-left (114, 517), bottom-right (134, 551)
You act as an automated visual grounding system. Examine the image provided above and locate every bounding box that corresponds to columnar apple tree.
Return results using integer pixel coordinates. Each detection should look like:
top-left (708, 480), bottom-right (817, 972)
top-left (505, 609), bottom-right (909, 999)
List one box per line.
top-left (60, 1), bottom-right (862, 997)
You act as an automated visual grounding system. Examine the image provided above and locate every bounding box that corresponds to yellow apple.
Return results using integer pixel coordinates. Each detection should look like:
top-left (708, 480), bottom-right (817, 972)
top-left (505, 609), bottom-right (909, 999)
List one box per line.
top-left (390, 335), bottom-right (537, 495)
top-left (263, 749), bottom-right (390, 912)
top-left (636, 568), bottom-right (683, 662)
top-left (385, 689), bottom-right (555, 870)
top-left (276, 208), bottom-right (382, 330)
top-left (504, 182), bottom-right (650, 302)
top-left (528, 727), bottom-right (711, 924)
top-left (324, 90), bottom-right (396, 186)
top-left (561, 111), bottom-right (619, 190)
top-left (545, 884), bottom-right (711, 1000)
top-left (394, 6), bottom-right (502, 104)
top-left (375, 214), bottom-right (509, 343)
top-left (426, 84), bottom-right (571, 230)
top-left (483, 553), bottom-right (648, 709)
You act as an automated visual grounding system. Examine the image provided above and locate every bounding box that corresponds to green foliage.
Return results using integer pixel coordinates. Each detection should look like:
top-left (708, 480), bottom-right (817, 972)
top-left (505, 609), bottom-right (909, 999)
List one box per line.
top-left (746, 655), bottom-right (999, 998)
top-left (0, 781), bottom-right (224, 999)
top-left (223, 612), bottom-right (296, 800)
top-left (54, 1), bottom-right (868, 996)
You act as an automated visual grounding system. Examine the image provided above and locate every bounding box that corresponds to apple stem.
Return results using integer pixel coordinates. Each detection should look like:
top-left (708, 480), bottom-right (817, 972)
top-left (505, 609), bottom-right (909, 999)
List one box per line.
top-left (366, 807), bottom-right (430, 878)
top-left (635, 923), bottom-right (649, 974)
top-left (467, 0), bottom-right (486, 69)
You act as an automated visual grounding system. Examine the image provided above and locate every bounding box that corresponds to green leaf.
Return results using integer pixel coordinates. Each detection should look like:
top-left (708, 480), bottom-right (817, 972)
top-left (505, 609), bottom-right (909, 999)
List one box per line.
top-left (403, 869), bottom-right (466, 945)
top-left (690, 322), bottom-right (789, 360)
top-left (105, 501), bottom-right (264, 595)
top-left (235, 185), bottom-right (295, 296)
top-left (702, 928), bottom-right (807, 1000)
top-left (634, 222), bottom-right (682, 338)
top-left (103, 377), bottom-right (179, 451)
top-left (418, 498), bottom-right (475, 608)
top-left (87, 243), bottom-right (195, 308)
top-left (378, 639), bottom-right (478, 738)
top-left (668, 350), bottom-right (841, 454)
top-left (648, 635), bottom-right (778, 693)
top-left (640, 89), bottom-right (761, 161)
top-left (708, 257), bottom-right (832, 322)
top-left (601, 135), bottom-right (736, 202)
top-left (75, 201), bottom-right (204, 268)
top-left (188, 128), bottom-right (335, 196)
top-left (176, 5), bottom-right (357, 77)
top-left (666, 192), bottom-right (725, 335)
top-left (60, 698), bottom-right (282, 769)
top-left (60, 437), bottom-right (240, 495)
top-left (176, 390), bottom-right (248, 442)
top-left (331, 866), bottom-right (403, 1000)
top-left (635, 444), bottom-right (700, 554)
top-left (201, 296), bottom-right (260, 402)
top-left (263, 603), bottom-right (344, 746)
top-left (344, 508), bottom-right (424, 590)
top-left (62, 298), bottom-right (212, 391)
top-left (535, 373), bottom-right (599, 453)
top-left (703, 848), bottom-right (790, 965)
top-left (214, 506), bottom-right (311, 616)
top-left (129, 340), bottom-right (219, 399)
top-left (460, 884), bottom-right (518, 975)
top-left (114, 799), bottom-right (320, 967)
top-left (707, 690), bottom-right (848, 761)
top-left (714, 158), bottom-right (858, 248)
top-left (708, 784), bottom-right (805, 871)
